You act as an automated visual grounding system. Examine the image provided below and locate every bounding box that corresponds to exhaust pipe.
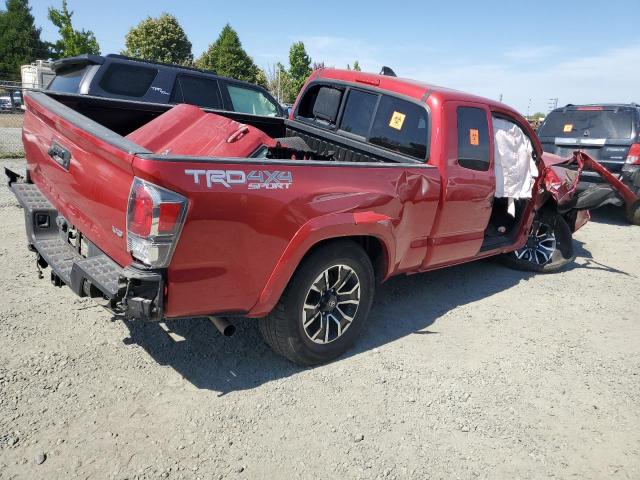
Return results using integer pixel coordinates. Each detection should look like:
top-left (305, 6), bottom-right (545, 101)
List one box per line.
top-left (208, 316), bottom-right (236, 337)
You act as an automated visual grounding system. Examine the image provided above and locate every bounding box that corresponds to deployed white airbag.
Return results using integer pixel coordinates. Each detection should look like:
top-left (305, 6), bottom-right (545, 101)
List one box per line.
top-left (493, 117), bottom-right (538, 200)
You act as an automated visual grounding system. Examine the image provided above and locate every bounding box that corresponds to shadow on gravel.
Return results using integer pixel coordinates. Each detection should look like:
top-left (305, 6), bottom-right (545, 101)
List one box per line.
top-left (119, 259), bottom-right (539, 394)
top-left (118, 233), bottom-right (627, 394)
top-left (120, 315), bottom-right (299, 396)
top-left (588, 204), bottom-right (629, 226)
top-left (567, 240), bottom-right (633, 276)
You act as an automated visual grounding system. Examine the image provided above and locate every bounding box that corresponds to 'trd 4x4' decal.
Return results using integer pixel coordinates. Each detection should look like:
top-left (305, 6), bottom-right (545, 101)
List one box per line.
top-left (185, 169), bottom-right (293, 190)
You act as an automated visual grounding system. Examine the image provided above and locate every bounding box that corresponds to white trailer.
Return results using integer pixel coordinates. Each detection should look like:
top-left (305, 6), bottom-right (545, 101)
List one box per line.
top-left (20, 60), bottom-right (55, 109)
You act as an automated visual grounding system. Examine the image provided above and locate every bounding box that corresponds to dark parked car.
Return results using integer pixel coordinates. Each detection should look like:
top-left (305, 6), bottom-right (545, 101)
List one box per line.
top-left (47, 54), bottom-right (283, 117)
top-left (537, 104), bottom-right (640, 223)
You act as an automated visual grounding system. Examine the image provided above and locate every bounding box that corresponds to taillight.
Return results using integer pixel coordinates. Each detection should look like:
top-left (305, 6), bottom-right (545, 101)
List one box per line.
top-left (128, 182), bottom-right (153, 236)
top-left (626, 143), bottom-right (640, 165)
top-left (126, 178), bottom-right (188, 268)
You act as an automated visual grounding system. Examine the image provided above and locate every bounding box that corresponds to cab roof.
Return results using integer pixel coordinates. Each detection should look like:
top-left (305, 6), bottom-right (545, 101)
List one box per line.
top-left (314, 68), bottom-right (517, 114)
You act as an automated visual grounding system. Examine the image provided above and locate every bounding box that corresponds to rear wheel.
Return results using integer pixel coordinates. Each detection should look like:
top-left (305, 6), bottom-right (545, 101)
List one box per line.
top-left (259, 240), bottom-right (375, 366)
top-left (501, 212), bottom-right (575, 273)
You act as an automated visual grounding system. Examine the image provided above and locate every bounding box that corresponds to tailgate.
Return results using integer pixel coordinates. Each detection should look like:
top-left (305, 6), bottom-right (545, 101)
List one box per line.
top-left (21, 91), bottom-right (150, 267)
top-left (541, 138), bottom-right (631, 176)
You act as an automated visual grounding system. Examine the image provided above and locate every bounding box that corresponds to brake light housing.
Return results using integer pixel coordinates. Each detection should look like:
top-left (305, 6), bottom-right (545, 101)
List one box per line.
top-left (126, 178), bottom-right (188, 268)
top-left (625, 143), bottom-right (640, 165)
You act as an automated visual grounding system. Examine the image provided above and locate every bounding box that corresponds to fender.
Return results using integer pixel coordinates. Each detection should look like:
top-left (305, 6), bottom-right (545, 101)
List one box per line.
top-left (247, 211), bottom-right (396, 317)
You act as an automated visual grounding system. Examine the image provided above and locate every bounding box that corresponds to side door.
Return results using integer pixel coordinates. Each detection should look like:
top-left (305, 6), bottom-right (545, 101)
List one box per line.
top-left (423, 101), bottom-right (495, 267)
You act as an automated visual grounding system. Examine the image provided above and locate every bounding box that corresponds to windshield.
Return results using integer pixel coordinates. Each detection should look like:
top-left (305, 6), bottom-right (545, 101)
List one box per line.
top-left (538, 108), bottom-right (633, 139)
top-left (48, 66), bottom-right (88, 93)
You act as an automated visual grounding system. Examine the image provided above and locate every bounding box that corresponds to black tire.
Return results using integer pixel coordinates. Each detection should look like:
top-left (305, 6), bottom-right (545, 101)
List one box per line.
top-left (626, 199), bottom-right (640, 225)
top-left (259, 240), bottom-right (375, 366)
top-left (501, 211), bottom-right (575, 273)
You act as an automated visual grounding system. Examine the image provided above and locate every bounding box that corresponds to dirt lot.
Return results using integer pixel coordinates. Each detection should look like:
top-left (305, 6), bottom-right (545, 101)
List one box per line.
top-left (0, 157), bottom-right (638, 480)
top-left (0, 115), bottom-right (23, 129)
top-left (0, 116), bottom-right (24, 159)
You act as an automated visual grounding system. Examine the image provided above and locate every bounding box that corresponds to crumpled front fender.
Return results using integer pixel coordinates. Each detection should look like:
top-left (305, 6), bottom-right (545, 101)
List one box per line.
top-left (541, 152), bottom-right (584, 205)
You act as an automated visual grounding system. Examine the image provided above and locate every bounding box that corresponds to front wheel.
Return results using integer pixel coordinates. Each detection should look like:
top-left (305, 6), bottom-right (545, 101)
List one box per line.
top-left (259, 240), bottom-right (375, 365)
top-left (501, 212), bottom-right (575, 273)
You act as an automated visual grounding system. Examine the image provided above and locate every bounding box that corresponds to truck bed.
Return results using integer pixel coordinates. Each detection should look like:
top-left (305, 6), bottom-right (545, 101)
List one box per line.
top-left (17, 91), bottom-right (443, 319)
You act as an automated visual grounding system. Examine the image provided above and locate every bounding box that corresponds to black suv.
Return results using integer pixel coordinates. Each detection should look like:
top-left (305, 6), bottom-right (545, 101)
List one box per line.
top-left (537, 104), bottom-right (640, 221)
top-left (47, 54), bottom-right (283, 117)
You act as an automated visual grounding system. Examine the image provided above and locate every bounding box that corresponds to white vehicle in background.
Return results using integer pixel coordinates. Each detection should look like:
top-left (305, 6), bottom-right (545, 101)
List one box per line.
top-left (0, 91), bottom-right (23, 110)
top-left (20, 60), bottom-right (55, 110)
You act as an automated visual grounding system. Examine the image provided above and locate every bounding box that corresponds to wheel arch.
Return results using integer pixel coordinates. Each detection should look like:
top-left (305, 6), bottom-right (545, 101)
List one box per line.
top-left (247, 213), bottom-right (395, 318)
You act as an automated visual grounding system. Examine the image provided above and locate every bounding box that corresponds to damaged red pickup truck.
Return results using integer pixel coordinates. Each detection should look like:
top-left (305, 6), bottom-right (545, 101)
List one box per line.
top-left (7, 68), bottom-right (638, 365)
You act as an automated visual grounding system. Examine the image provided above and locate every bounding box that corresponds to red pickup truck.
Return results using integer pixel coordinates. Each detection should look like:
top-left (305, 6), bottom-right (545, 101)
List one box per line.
top-left (7, 67), bottom-right (637, 365)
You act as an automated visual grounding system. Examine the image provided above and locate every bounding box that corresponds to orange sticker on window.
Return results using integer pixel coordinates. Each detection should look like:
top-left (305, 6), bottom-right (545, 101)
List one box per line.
top-left (389, 111), bottom-right (406, 130)
top-left (563, 124), bottom-right (573, 133)
top-left (469, 129), bottom-right (479, 146)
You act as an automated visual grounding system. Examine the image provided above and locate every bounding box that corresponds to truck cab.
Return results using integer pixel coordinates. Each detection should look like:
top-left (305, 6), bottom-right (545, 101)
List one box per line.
top-left (286, 68), bottom-right (563, 268)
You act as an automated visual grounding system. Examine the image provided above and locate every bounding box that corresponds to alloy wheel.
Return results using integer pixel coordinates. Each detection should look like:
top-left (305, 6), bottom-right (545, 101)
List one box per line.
top-left (301, 264), bottom-right (361, 344)
top-left (514, 221), bottom-right (557, 265)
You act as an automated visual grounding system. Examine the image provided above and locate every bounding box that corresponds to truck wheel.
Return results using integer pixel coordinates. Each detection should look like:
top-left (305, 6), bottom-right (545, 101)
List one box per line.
top-left (501, 212), bottom-right (575, 273)
top-left (259, 240), bottom-right (375, 366)
top-left (626, 199), bottom-right (640, 225)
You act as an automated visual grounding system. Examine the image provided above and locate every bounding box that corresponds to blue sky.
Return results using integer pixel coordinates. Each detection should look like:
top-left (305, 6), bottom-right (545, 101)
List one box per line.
top-left (28, 0), bottom-right (640, 114)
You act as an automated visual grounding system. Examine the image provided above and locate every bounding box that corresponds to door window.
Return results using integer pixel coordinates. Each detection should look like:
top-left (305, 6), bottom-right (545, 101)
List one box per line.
top-left (227, 84), bottom-right (279, 116)
top-left (457, 107), bottom-right (490, 171)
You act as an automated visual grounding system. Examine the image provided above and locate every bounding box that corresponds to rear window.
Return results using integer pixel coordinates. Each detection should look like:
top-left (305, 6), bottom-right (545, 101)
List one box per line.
top-left (227, 84), bottom-right (278, 116)
top-left (48, 66), bottom-right (87, 93)
top-left (296, 85), bottom-right (343, 126)
top-left (538, 108), bottom-right (634, 139)
top-left (369, 95), bottom-right (428, 159)
top-left (99, 63), bottom-right (158, 97)
top-left (339, 89), bottom-right (378, 137)
top-left (171, 75), bottom-right (222, 109)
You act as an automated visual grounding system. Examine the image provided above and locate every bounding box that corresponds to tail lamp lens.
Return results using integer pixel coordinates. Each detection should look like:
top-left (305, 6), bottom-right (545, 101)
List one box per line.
top-left (128, 183), bottom-right (153, 236)
top-left (126, 178), bottom-right (188, 268)
top-left (626, 143), bottom-right (640, 165)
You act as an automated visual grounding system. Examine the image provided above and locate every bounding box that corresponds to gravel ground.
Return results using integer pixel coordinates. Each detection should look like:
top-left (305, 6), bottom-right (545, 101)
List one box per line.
top-left (0, 157), bottom-right (639, 480)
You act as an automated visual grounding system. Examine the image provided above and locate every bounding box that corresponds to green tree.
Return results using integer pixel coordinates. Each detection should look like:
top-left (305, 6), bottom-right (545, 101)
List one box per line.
top-left (48, 0), bottom-right (99, 58)
top-left (288, 41), bottom-right (311, 96)
top-left (352, 60), bottom-right (361, 71)
top-left (254, 68), bottom-right (268, 89)
top-left (197, 24), bottom-right (259, 83)
top-left (122, 13), bottom-right (193, 65)
top-left (0, 0), bottom-right (48, 79)
top-left (266, 62), bottom-right (296, 103)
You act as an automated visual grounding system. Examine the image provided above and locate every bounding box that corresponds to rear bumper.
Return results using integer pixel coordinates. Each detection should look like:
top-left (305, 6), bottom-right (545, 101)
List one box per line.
top-left (7, 169), bottom-right (164, 320)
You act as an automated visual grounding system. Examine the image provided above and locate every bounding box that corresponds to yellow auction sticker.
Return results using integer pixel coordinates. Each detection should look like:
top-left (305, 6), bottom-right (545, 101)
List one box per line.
top-left (563, 124), bottom-right (573, 133)
top-left (389, 111), bottom-right (406, 130)
top-left (469, 128), bottom-right (479, 146)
